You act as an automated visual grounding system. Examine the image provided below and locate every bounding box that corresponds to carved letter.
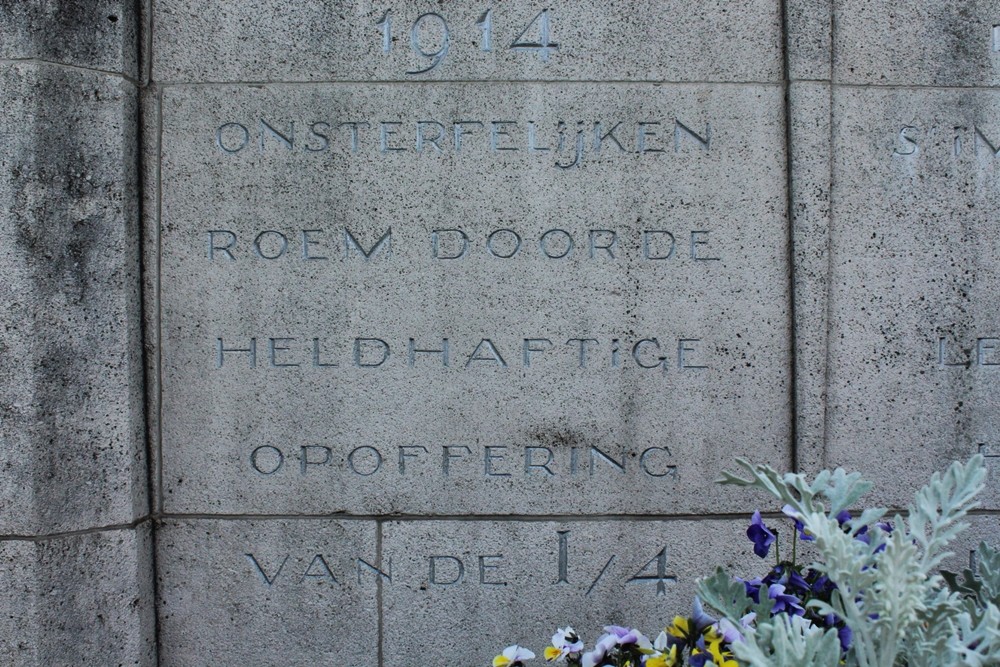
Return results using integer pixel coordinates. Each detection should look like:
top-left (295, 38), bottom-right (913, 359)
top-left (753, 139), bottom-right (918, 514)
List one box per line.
top-left (431, 229), bottom-right (469, 260)
top-left (344, 228), bottom-right (391, 260)
top-left (347, 446), bottom-right (383, 476)
top-left (429, 556), bottom-right (465, 585)
top-left (259, 119), bottom-right (294, 152)
top-left (466, 339), bottom-right (507, 367)
top-left (300, 445), bottom-right (332, 474)
top-left (353, 338), bottom-right (390, 367)
top-left (208, 230), bottom-right (237, 260)
top-left (300, 554), bottom-right (339, 584)
top-left (251, 445), bottom-right (284, 475)
top-left (217, 338), bottom-right (257, 368)
top-left (216, 123), bottom-right (250, 153)
top-left (246, 553), bottom-right (289, 586)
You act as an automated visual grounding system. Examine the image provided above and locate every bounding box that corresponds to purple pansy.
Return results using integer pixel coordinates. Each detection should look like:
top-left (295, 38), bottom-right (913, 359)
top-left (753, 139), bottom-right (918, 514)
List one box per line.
top-left (767, 583), bottom-right (805, 616)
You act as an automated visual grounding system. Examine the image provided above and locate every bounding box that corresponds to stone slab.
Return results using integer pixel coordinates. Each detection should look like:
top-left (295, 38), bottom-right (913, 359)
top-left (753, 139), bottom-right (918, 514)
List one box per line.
top-left (0, 1), bottom-right (137, 78)
top-left (826, 87), bottom-right (1000, 509)
top-left (156, 519), bottom-right (378, 667)
top-left (0, 62), bottom-right (146, 534)
top-left (151, 0), bottom-right (781, 83)
top-left (381, 519), bottom-right (763, 667)
top-left (0, 526), bottom-right (156, 666)
top-left (156, 82), bottom-right (791, 516)
top-left (834, 0), bottom-right (1000, 86)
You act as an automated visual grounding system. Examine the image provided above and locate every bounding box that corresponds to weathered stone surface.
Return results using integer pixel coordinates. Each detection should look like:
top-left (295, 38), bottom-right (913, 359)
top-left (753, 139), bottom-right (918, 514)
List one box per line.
top-left (826, 87), bottom-right (1000, 508)
top-left (0, 62), bottom-right (146, 534)
top-left (0, 1), bottom-right (137, 78)
top-left (155, 82), bottom-right (791, 516)
top-left (157, 519), bottom-right (378, 667)
top-left (787, 0), bottom-right (832, 80)
top-left (381, 519), bottom-right (761, 667)
top-left (151, 0), bottom-right (782, 83)
top-left (834, 0), bottom-right (1000, 86)
top-left (0, 525), bottom-right (156, 666)
top-left (790, 81), bottom-right (832, 472)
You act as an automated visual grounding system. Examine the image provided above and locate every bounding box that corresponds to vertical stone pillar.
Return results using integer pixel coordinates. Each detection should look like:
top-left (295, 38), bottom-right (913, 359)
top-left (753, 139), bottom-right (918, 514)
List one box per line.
top-left (786, 0), bottom-right (834, 473)
top-left (0, 3), bottom-right (155, 664)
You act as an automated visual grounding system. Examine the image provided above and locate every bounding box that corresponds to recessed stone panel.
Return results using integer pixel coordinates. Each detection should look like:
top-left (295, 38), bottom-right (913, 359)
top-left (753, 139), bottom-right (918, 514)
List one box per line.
top-left (156, 519), bottom-right (378, 667)
top-left (381, 519), bottom-right (762, 667)
top-left (151, 0), bottom-right (781, 83)
top-left (157, 82), bottom-right (791, 516)
top-left (827, 87), bottom-right (1000, 508)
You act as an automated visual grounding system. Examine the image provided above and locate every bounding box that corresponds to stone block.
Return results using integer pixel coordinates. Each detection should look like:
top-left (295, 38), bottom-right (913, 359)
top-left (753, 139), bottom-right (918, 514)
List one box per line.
top-left (0, 1), bottom-right (137, 78)
top-left (151, 0), bottom-right (782, 83)
top-left (834, 0), bottom-right (1000, 86)
top-left (155, 82), bottom-right (791, 516)
top-left (381, 519), bottom-right (762, 667)
top-left (826, 87), bottom-right (1000, 508)
top-left (0, 62), bottom-right (146, 534)
top-left (156, 519), bottom-right (378, 667)
top-left (0, 525), bottom-right (156, 666)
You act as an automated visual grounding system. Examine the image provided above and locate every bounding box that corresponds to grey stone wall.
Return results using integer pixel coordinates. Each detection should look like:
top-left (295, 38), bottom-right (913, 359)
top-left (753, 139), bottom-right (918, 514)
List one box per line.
top-left (3, 1), bottom-right (1000, 665)
top-left (0, 2), bottom-right (155, 665)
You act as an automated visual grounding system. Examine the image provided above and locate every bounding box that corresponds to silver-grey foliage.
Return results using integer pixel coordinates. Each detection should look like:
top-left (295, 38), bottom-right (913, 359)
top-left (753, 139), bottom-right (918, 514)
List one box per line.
top-left (698, 456), bottom-right (1000, 667)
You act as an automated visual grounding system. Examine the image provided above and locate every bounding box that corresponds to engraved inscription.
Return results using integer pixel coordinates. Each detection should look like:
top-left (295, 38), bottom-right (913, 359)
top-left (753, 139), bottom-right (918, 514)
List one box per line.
top-left (245, 552), bottom-right (391, 586)
top-left (241, 531), bottom-right (682, 598)
top-left (247, 444), bottom-right (678, 480)
top-left (377, 8), bottom-right (560, 74)
top-left (554, 530), bottom-right (676, 597)
top-left (215, 336), bottom-right (709, 370)
top-left (214, 117), bottom-right (712, 169)
top-left (205, 227), bottom-right (720, 263)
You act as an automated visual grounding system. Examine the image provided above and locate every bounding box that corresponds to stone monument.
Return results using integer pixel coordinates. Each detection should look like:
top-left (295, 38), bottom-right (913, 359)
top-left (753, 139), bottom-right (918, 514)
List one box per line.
top-left (0, 1), bottom-right (998, 665)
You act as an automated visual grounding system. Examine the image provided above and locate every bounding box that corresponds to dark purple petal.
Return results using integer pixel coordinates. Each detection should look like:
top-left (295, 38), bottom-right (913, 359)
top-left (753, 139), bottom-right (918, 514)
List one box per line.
top-left (747, 511), bottom-right (776, 559)
top-left (768, 583), bottom-right (805, 616)
top-left (787, 569), bottom-right (810, 594)
top-left (838, 625), bottom-right (853, 652)
top-left (740, 577), bottom-right (762, 603)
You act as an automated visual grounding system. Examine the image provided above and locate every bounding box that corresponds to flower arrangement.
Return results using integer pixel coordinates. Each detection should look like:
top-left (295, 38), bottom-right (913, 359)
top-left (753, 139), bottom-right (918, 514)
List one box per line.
top-left (492, 455), bottom-right (1000, 667)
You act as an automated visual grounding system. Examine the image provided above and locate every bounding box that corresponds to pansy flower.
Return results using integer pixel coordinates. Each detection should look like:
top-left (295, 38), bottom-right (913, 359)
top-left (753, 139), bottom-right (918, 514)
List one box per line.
top-left (714, 612), bottom-right (755, 644)
top-left (767, 583), bottom-right (805, 616)
top-left (747, 511), bottom-right (777, 558)
top-left (581, 633), bottom-right (618, 667)
top-left (689, 628), bottom-right (738, 667)
top-left (644, 635), bottom-right (679, 667)
top-left (494, 645), bottom-right (536, 667)
top-left (544, 627), bottom-right (583, 662)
